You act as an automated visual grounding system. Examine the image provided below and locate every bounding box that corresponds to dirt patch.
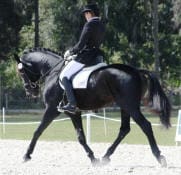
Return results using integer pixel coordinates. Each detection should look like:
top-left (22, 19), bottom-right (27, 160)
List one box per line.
top-left (0, 140), bottom-right (181, 175)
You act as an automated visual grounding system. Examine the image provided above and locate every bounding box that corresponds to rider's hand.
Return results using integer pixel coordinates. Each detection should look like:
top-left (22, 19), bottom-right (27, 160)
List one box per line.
top-left (64, 50), bottom-right (72, 59)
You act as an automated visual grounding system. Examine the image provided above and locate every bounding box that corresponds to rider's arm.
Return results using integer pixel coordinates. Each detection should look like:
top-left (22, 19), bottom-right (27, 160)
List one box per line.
top-left (70, 22), bottom-right (91, 54)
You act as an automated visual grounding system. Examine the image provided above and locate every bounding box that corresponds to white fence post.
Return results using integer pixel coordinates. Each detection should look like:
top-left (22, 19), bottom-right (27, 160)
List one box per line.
top-left (2, 107), bottom-right (5, 134)
top-left (103, 108), bottom-right (107, 137)
top-left (86, 113), bottom-right (91, 144)
top-left (175, 110), bottom-right (181, 146)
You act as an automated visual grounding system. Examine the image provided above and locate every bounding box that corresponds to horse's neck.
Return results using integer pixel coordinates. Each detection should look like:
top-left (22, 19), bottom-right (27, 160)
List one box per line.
top-left (44, 60), bottom-right (63, 86)
top-left (31, 52), bottom-right (63, 76)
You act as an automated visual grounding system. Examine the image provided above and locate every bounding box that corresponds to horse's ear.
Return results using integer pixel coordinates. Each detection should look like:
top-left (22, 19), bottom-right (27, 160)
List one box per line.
top-left (14, 54), bottom-right (21, 63)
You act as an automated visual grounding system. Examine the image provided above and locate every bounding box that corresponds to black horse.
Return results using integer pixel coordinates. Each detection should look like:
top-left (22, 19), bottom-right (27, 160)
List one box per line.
top-left (15, 48), bottom-right (171, 167)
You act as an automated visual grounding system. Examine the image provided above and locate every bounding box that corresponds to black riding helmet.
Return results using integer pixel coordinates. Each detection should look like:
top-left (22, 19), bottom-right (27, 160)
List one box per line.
top-left (81, 3), bottom-right (100, 16)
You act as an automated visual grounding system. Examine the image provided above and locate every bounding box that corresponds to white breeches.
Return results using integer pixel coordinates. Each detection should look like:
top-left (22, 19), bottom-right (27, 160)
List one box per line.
top-left (59, 60), bottom-right (85, 81)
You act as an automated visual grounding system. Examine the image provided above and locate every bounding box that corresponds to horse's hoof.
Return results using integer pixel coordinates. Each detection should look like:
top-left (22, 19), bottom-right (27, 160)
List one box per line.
top-left (158, 155), bottom-right (167, 168)
top-left (101, 156), bottom-right (111, 166)
top-left (23, 154), bottom-right (31, 162)
top-left (91, 158), bottom-right (101, 167)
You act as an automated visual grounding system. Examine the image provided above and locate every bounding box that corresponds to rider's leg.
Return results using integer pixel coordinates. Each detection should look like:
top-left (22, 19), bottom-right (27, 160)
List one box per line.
top-left (58, 60), bottom-right (84, 113)
top-left (59, 60), bottom-right (85, 81)
top-left (60, 77), bottom-right (77, 113)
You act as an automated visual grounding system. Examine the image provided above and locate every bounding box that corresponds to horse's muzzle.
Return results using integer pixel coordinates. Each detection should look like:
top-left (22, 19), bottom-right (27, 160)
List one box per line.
top-left (24, 83), bottom-right (39, 98)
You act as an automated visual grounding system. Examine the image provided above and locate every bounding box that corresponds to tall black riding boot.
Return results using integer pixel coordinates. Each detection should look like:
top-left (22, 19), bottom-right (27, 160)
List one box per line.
top-left (58, 77), bottom-right (77, 114)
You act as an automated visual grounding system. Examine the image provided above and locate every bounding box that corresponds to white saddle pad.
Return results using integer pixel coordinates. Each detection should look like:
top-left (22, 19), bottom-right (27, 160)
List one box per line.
top-left (72, 63), bottom-right (107, 89)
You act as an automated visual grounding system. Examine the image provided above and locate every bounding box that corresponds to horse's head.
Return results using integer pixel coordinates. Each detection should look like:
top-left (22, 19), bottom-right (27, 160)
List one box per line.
top-left (15, 48), bottom-right (64, 98)
top-left (15, 54), bottom-right (40, 98)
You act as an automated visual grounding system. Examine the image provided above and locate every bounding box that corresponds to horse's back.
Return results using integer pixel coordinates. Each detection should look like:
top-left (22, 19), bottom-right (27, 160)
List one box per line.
top-left (97, 64), bottom-right (141, 94)
top-left (88, 64), bottom-right (141, 89)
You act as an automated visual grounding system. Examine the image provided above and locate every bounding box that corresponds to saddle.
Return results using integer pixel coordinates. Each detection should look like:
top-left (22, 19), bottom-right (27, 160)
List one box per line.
top-left (60, 62), bottom-right (107, 89)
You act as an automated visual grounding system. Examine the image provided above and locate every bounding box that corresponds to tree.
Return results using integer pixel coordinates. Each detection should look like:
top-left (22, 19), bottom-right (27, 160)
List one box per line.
top-left (0, 0), bottom-right (34, 61)
top-left (50, 0), bottom-right (85, 52)
top-left (172, 0), bottom-right (181, 34)
top-left (0, 0), bottom-right (180, 108)
top-left (34, 0), bottom-right (40, 47)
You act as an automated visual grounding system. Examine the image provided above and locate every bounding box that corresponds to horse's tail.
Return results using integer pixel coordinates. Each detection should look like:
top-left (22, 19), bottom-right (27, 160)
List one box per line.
top-left (139, 69), bottom-right (171, 128)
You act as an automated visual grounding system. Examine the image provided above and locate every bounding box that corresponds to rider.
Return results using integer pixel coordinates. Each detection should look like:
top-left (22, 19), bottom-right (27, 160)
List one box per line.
top-left (58, 3), bottom-right (106, 114)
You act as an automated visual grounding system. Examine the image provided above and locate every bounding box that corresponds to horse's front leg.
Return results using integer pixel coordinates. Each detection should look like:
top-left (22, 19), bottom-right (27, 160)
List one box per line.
top-left (69, 112), bottom-right (99, 166)
top-left (24, 107), bottom-right (59, 161)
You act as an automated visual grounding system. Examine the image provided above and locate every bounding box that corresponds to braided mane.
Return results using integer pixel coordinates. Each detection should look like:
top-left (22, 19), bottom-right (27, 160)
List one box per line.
top-left (23, 48), bottom-right (63, 59)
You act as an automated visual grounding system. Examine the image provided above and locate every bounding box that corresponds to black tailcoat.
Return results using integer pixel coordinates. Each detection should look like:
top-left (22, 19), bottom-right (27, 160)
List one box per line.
top-left (71, 17), bottom-right (106, 66)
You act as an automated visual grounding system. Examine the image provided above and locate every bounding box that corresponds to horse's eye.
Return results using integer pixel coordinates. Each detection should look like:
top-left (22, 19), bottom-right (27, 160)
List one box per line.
top-left (18, 63), bottom-right (23, 70)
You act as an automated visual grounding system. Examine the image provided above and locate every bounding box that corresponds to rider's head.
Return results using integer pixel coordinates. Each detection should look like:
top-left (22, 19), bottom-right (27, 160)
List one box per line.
top-left (82, 3), bottom-right (99, 21)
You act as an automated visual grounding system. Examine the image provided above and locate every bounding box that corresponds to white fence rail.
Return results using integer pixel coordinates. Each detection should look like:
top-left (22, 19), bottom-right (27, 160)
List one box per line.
top-left (1, 108), bottom-right (179, 144)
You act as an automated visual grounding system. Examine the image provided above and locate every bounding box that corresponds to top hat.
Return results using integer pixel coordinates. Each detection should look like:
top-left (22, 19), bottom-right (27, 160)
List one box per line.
top-left (82, 3), bottom-right (99, 16)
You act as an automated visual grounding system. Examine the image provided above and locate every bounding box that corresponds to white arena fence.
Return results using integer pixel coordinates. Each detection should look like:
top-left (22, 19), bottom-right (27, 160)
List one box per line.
top-left (0, 108), bottom-right (180, 145)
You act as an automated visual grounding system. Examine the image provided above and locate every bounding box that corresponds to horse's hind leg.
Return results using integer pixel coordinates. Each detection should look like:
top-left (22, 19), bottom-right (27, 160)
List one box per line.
top-left (69, 112), bottom-right (99, 166)
top-left (130, 109), bottom-right (167, 167)
top-left (24, 107), bottom-right (59, 161)
top-left (102, 109), bottom-right (130, 165)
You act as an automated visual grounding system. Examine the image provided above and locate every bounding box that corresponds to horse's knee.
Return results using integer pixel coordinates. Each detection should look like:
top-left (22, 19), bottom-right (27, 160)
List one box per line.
top-left (34, 128), bottom-right (43, 139)
top-left (78, 135), bottom-right (86, 145)
top-left (76, 129), bottom-right (86, 145)
top-left (125, 127), bottom-right (130, 135)
top-left (120, 125), bottom-right (130, 136)
top-left (124, 126), bottom-right (130, 133)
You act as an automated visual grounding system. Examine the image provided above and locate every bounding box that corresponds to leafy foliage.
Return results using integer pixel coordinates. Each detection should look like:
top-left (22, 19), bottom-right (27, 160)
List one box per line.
top-left (0, 0), bottom-right (180, 108)
top-left (0, 0), bottom-right (34, 61)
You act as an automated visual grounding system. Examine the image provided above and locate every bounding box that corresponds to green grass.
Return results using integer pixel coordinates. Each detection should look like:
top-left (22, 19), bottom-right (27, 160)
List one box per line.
top-left (0, 110), bottom-right (178, 146)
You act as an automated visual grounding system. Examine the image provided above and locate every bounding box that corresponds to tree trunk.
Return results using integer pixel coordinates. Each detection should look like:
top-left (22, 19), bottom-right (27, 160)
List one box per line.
top-left (152, 0), bottom-right (160, 78)
top-left (34, 0), bottom-right (39, 47)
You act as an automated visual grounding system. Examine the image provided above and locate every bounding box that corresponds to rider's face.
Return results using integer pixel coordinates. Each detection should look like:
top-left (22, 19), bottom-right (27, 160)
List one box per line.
top-left (84, 11), bottom-right (93, 21)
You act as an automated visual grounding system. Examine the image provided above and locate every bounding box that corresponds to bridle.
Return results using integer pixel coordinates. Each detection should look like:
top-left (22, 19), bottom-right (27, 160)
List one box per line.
top-left (17, 59), bottom-right (65, 97)
top-left (17, 63), bottom-right (39, 97)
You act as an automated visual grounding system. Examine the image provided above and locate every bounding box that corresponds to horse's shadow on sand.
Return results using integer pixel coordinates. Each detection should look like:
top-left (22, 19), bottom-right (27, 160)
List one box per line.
top-left (106, 164), bottom-right (181, 171)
